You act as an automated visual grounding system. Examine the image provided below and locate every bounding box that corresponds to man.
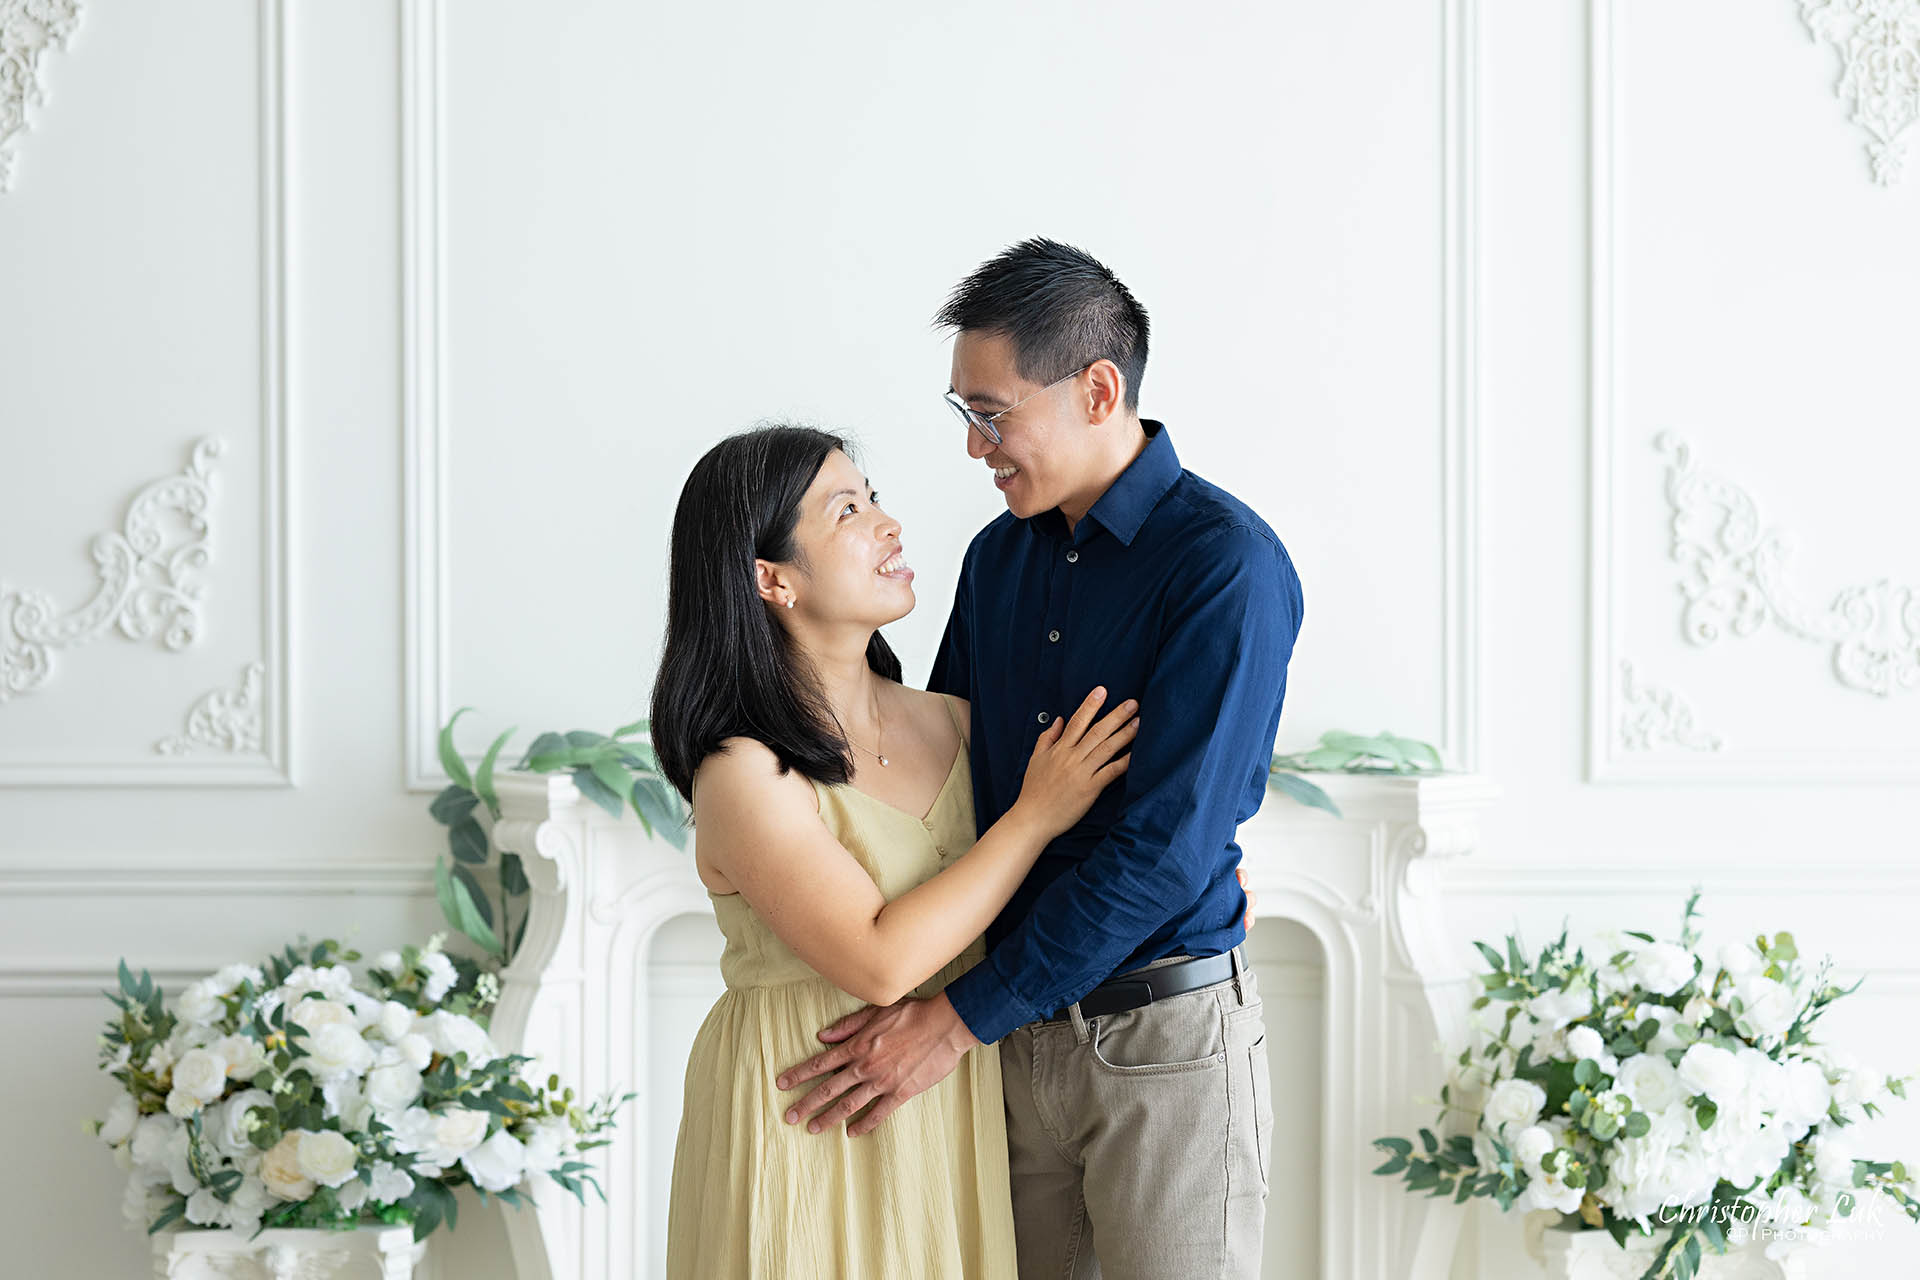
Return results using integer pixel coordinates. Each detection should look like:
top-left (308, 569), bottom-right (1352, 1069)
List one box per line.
top-left (777, 238), bottom-right (1304, 1277)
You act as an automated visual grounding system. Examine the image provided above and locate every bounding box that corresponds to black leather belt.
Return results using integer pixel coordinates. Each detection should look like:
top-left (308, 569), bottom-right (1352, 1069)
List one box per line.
top-left (1042, 951), bottom-right (1237, 1023)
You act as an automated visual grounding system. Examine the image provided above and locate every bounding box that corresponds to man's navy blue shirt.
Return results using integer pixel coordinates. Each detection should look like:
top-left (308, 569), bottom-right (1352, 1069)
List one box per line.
top-left (928, 418), bottom-right (1304, 1045)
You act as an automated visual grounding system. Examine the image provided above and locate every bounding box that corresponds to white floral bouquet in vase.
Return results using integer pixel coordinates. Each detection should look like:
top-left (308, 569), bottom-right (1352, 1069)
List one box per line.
top-left (1373, 891), bottom-right (1919, 1280)
top-left (88, 932), bottom-right (632, 1244)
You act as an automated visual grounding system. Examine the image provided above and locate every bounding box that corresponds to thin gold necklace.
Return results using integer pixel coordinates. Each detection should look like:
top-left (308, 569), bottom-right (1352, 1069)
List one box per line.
top-left (849, 690), bottom-right (888, 766)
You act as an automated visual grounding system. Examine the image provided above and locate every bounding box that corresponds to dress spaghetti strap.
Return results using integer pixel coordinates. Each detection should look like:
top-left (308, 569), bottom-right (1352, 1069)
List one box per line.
top-left (938, 691), bottom-right (966, 742)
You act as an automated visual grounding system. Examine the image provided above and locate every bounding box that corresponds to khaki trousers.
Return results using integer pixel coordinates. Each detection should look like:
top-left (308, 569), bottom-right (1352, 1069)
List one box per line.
top-left (998, 947), bottom-right (1272, 1280)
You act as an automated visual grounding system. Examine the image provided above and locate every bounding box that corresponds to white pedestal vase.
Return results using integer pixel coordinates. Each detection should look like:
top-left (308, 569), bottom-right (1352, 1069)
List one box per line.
top-left (1531, 1222), bottom-right (1813, 1280)
top-left (151, 1225), bottom-right (426, 1279)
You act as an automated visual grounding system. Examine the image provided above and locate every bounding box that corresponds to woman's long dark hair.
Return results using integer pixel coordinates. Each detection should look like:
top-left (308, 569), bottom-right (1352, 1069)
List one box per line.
top-left (652, 424), bottom-right (903, 803)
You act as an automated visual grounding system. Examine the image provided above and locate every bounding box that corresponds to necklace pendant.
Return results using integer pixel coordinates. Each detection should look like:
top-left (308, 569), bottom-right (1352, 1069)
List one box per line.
top-left (877, 755), bottom-right (889, 766)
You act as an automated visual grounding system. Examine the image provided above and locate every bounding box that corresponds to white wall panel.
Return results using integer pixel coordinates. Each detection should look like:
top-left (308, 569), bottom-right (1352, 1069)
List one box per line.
top-left (0, 0), bottom-right (290, 785)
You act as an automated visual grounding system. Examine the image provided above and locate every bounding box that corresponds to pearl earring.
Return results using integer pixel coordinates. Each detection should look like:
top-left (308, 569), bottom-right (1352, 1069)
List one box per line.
top-left (785, 598), bottom-right (794, 609)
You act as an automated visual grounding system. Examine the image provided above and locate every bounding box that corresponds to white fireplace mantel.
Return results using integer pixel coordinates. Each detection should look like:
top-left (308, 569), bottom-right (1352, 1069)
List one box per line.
top-left (488, 767), bottom-right (1500, 1280)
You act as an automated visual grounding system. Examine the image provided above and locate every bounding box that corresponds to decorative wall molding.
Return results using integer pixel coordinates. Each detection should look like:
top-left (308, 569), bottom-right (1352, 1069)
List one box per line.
top-left (0, 0), bottom-right (291, 787)
top-left (1441, 0), bottom-right (1483, 773)
top-left (402, 0), bottom-right (450, 792)
top-left (155, 660), bottom-right (266, 756)
top-left (1617, 659), bottom-right (1724, 753)
top-left (1438, 860), bottom-right (1920, 899)
top-left (0, 855), bottom-right (435, 898)
top-left (1660, 431), bottom-right (1919, 698)
top-left (0, 0), bottom-right (81, 193)
top-left (1797, 0), bottom-right (1920, 187)
top-left (0, 437), bottom-right (221, 704)
top-left (1586, 0), bottom-right (1920, 784)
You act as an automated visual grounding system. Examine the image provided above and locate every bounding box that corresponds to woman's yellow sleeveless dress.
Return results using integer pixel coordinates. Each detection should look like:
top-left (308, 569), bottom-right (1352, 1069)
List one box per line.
top-left (664, 697), bottom-right (1018, 1279)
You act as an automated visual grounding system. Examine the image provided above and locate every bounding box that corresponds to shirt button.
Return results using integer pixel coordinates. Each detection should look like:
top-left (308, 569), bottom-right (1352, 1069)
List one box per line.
top-left (1048, 630), bottom-right (1061, 643)
top-left (1037, 711), bottom-right (1050, 725)
top-left (1065, 550), bottom-right (1079, 563)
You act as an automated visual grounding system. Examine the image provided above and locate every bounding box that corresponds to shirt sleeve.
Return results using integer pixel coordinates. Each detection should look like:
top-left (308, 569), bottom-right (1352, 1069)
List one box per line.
top-left (943, 522), bottom-right (1303, 1044)
top-left (926, 539), bottom-right (974, 701)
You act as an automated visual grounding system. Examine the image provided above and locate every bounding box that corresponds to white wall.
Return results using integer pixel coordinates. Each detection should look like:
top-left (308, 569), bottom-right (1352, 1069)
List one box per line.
top-left (2, 1), bottom-right (1915, 1276)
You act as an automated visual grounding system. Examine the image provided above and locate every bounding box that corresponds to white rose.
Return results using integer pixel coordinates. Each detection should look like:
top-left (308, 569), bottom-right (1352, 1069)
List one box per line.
top-left (460, 1128), bottom-right (528, 1192)
top-left (378, 1001), bottom-right (417, 1042)
top-left (390, 1105), bottom-right (491, 1166)
top-left (213, 963), bottom-right (265, 996)
top-left (1777, 1059), bottom-right (1832, 1133)
top-left (259, 1132), bottom-right (316, 1200)
top-left (214, 1089), bottom-right (275, 1160)
top-left (1677, 1043), bottom-right (1745, 1105)
top-left (1732, 976), bottom-right (1799, 1040)
top-left (223, 1174), bottom-right (271, 1235)
top-left (1835, 1062), bottom-right (1882, 1110)
top-left (1767, 1185), bottom-right (1813, 1228)
top-left (1629, 1002), bottom-right (1688, 1054)
top-left (1607, 1108), bottom-right (1702, 1223)
top-left (367, 1160), bottom-right (415, 1203)
top-left (346, 989), bottom-right (389, 1032)
top-left (1510, 1124), bottom-right (1555, 1176)
top-left (98, 1094), bottom-right (139, 1145)
top-left (129, 1114), bottom-right (179, 1171)
top-left (1565, 1025), bottom-right (1617, 1073)
top-left (421, 952), bottom-right (458, 1004)
top-left (173, 1047), bottom-right (229, 1104)
top-left (185, 1186), bottom-right (225, 1226)
top-left (176, 979), bottom-right (225, 1026)
top-left (212, 1034), bottom-right (269, 1080)
top-left (321, 1077), bottom-right (367, 1126)
top-left (1720, 1123), bottom-right (1790, 1188)
top-left (163, 1126), bottom-right (197, 1195)
top-left (1519, 1165), bottom-right (1584, 1215)
top-left (295, 1129), bottom-right (358, 1188)
top-left (1810, 1135), bottom-right (1854, 1186)
top-left (1616, 1053), bottom-right (1682, 1115)
top-left (1627, 943), bottom-right (1696, 997)
top-left (1680, 994), bottom-right (1714, 1028)
top-left (1716, 941), bottom-right (1761, 980)
top-left (415, 1011), bottom-right (496, 1068)
top-left (519, 1118), bottom-right (573, 1176)
top-left (1526, 986), bottom-right (1593, 1030)
top-left (290, 998), bottom-right (356, 1035)
top-left (282, 964), bottom-right (355, 1003)
top-left (432, 1107), bottom-right (492, 1159)
top-left (122, 1176), bottom-right (170, 1230)
top-left (302, 1023), bottom-right (376, 1084)
top-left (1484, 1078), bottom-right (1548, 1132)
top-left (398, 1033), bottom-right (434, 1072)
top-left (365, 1063), bottom-right (424, 1115)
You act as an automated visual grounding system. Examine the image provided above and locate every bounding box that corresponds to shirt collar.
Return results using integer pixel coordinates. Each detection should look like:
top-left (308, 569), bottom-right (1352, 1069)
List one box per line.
top-left (1079, 418), bottom-right (1180, 547)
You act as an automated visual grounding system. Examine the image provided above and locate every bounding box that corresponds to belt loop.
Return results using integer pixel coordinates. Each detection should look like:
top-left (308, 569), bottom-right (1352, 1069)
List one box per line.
top-left (1229, 945), bottom-right (1248, 1005)
top-left (1067, 1000), bottom-right (1092, 1046)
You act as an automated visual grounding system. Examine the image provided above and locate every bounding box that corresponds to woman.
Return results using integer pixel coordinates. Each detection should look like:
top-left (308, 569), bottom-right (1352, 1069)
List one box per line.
top-left (651, 424), bottom-right (1138, 1279)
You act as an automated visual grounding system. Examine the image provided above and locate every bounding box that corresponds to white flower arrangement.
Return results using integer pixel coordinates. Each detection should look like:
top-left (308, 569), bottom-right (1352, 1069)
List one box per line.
top-left (1374, 891), bottom-right (1920, 1280)
top-left (89, 932), bottom-right (633, 1243)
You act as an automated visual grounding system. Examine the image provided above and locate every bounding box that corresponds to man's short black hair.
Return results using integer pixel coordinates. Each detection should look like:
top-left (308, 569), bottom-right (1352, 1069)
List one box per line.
top-left (934, 237), bottom-right (1149, 411)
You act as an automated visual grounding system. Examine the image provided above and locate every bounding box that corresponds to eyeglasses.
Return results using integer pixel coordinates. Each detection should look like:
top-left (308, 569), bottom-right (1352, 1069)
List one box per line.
top-left (943, 364), bottom-right (1092, 447)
